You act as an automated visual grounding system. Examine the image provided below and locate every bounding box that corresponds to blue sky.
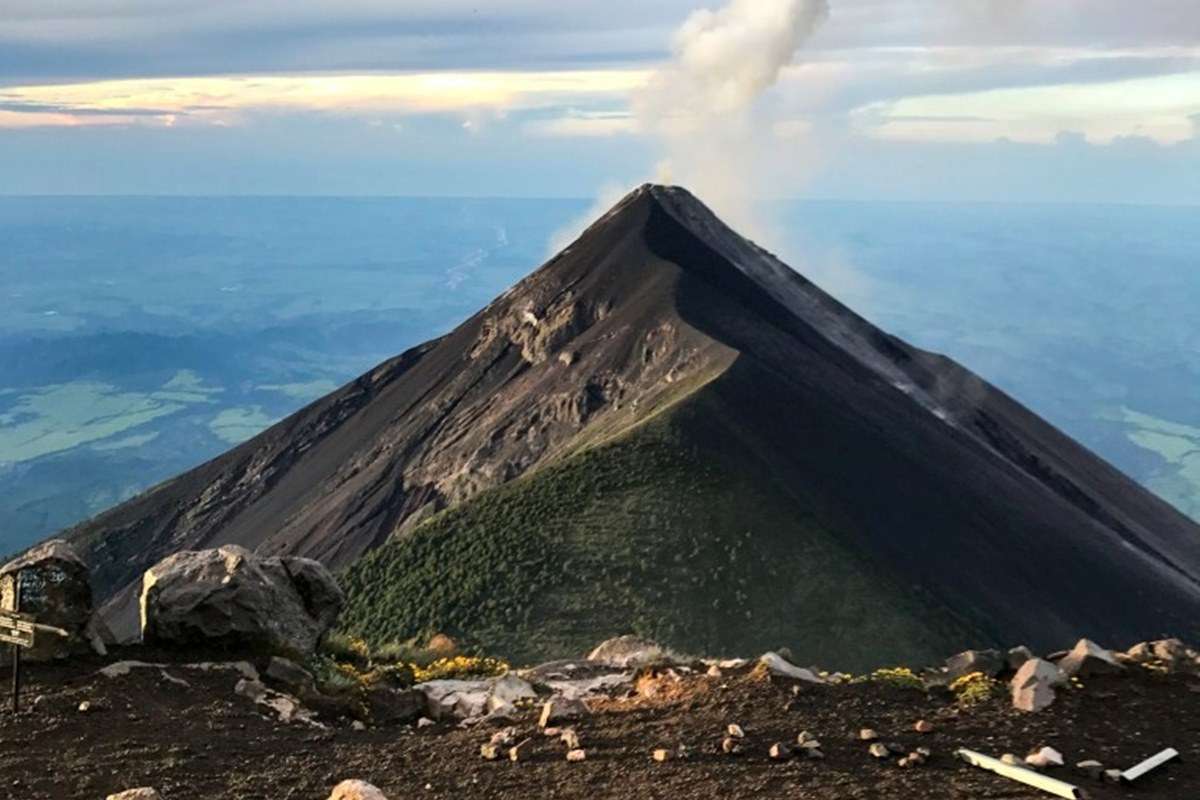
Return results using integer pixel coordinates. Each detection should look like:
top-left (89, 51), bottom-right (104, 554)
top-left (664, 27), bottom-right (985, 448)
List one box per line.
top-left (1, 0), bottom-right (1198, 203)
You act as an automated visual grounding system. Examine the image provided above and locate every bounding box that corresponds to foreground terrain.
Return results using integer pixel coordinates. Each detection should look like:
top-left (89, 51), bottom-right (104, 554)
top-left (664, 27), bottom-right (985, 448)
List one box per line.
top-left (1, 645), bottom-right (1195, 800)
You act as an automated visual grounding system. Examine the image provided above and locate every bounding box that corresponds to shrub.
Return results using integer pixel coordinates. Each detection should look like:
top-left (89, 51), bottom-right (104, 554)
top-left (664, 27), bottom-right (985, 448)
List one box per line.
top-left (869, 666), bottom-right (924, 691)
top-left (321, 631), bottom-right (370, 663)
top-left (411, 655), bottom-right (509, 683)
top-left (372, 638), bottom-right (439, 667)
top-left (950, 671), bottom-right (1001, 706)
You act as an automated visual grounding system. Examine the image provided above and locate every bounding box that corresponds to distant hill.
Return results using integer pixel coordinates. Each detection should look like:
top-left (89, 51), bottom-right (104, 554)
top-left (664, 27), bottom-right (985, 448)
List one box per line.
top-left (64, 185), bottom-right (1200, 666)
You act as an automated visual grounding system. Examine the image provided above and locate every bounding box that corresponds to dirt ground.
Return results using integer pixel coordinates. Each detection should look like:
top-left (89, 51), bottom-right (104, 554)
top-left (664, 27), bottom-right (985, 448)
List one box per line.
top-left (0, 647), bottom-right (1196, 800)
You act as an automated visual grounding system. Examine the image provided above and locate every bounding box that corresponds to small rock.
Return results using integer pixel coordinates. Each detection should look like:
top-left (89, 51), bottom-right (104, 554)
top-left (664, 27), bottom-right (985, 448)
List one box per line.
top-left (706, 665), bottom-right (723, 678)
top-left (490, 728), bottom-right (517, 746)
top-left (914, 719), bottom-right (934, 734)
top-left (721, 737), bottom-right (742, 755)
top-left (1026, 746), bottom-right (1064, 769)
top-left (560, 728), bottom-right (581, 750)
top-left (1076, 759), bottom-right (1105, 780)
top-left (652, 749), bottom-right (671, 762)
top-left (1103, 769), bottom-right (1123, 783)
top-left (565, 749), bottom-right (587, 762)
top-left (796, 731), bottom-right (818, 746)
top-left (1007, 646), bottom-right (1035, 671)
top-left (508, 740), bottom-right (530, 762)
top-left (946, 649), bottom-right (1004, 679)
top-left (78, 700), bottom-right (93, 713)
top-left (915, 747), bottom-right (932, 758)
top-left (1001, 753), bottom-right (1021, 766)
top-left (868, 743), bottom-right (891, 759)
top-left (1057, 639), bottom-right (1124, 678)
top-left (542, 726), bottom-right (562, 737)
top-left (727, 723), bottom-right (745, 738)
top-left (587, 635), bottom-right (669, 668)
top-left (769, 742), bottom-right (792, 760)
top-left (106, 790), bottom-right (162, 800)
top-left (1011, 658), bottom-right (1066, 712)
top-left (480, 744), bottom-right (501, 760)
top-left (538, 697), bottom-right (589, 729)
top-left (859, 728), bottom-right (879, 742)
top-left (351, 721), bottom-right (366, 731)
top-left (416, 717), bottom-right (434, 729)
top-left (327, 780), bottom-right (388, 800)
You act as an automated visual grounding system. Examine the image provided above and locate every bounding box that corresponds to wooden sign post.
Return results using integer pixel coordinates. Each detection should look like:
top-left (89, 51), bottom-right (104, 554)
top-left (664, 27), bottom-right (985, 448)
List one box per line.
top-left (1, 568), bottom-right (70, 713)
top-left (4, 572), bottom-right (24, 713)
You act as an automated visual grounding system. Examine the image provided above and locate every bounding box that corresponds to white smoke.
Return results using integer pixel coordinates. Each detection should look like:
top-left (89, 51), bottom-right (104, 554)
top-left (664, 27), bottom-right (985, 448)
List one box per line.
top-left (633, 0), bottom-right (830, 242)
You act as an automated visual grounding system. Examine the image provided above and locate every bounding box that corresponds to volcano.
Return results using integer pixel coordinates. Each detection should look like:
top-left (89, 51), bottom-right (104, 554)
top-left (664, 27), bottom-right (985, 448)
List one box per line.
top-left (65, 185), bottom-right (1200, 666)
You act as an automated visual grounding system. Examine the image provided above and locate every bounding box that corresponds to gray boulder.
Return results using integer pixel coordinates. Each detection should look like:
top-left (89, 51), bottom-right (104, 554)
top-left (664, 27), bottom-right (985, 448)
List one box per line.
top-left (946, 649), bottom-right (1004, 679)
top-left (0, 539), bottom-right (94, 661)
top-left (140, 545), bottom-right (343, 657)
top-left (1057, 638), bottom-right (1124, 677)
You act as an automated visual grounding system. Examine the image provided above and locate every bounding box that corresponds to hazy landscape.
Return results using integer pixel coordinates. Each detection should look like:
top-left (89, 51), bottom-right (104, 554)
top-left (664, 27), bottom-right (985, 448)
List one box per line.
top-left (2, 196), bottom-right (1197, 554)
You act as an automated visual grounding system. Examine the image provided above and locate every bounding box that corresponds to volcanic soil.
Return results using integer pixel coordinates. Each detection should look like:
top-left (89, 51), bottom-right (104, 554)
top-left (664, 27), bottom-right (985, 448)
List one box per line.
top-left (0, 647), bottom-right (1197, 799)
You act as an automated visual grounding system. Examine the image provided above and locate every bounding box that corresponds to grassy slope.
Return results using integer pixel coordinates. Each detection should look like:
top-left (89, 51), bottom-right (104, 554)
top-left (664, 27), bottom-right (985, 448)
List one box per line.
top-left (338, 381), bottom-right (981, 671)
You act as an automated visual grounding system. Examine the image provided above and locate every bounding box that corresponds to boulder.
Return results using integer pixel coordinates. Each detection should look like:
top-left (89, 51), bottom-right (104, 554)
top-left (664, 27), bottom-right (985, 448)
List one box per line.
top-left (1011, 658), bottom-right (1066, 712)
top-left (106, 790), bottom-right (162, 800)
top-left (0, 539), bottom-right (94, 661)
top-left (946, 649), bottom-right (1004, 679)
top-left (139, 546), bottom-right (343, 657)
top-left (587, 635), bottom-right (671, 667)
top-left (328, 780), bottom-right (388, 800)
top-left (1057, 639), bottom-right (1124, 677)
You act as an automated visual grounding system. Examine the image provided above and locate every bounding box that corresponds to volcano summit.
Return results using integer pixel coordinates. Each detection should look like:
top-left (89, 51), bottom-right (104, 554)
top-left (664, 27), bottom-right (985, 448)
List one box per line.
top-left (65, 185), bottom-right (1200, 667)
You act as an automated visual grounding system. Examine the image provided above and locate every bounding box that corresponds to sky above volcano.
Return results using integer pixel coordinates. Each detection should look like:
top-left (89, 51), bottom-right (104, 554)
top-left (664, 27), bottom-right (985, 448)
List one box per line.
top-left (2, 0), bottom-right (1198, 203)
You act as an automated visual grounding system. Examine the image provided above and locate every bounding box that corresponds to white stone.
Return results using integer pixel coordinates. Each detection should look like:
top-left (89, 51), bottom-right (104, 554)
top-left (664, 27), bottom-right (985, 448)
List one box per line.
top-left (327, 779), bottom-right (388, 800)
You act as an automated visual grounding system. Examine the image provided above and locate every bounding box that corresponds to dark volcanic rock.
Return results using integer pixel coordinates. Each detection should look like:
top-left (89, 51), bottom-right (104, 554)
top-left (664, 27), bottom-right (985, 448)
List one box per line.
top-left (0, 539), bottom-right (94, 661)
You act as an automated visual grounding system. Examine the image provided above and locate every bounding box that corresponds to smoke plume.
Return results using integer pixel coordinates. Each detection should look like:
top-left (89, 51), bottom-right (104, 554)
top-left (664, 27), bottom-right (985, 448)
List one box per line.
top-left (634, 0), bottom-right (830, 242)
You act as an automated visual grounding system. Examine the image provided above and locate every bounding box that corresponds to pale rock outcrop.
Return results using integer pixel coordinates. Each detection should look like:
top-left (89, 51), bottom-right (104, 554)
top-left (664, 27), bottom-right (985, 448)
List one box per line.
top-left (139, 546), bottom-right (343, 657)
top-left (0, 539), bottom-right (94, 661)
top-left (758, 652), bottom-right (824, 683)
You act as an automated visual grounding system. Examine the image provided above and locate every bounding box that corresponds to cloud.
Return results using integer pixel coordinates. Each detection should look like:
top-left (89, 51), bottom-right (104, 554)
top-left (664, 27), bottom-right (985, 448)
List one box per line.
top-left (0, 70), bottom-right (648, 128)
top-left (526, 110), bottom-right (636, 138)
top-left (856, 70), bottom-right (1200, 144)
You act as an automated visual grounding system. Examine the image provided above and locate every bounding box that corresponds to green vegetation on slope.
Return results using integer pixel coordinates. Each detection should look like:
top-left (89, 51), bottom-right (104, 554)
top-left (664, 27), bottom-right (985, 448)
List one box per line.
top-left (339, 398), bottom-right (979, 670)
